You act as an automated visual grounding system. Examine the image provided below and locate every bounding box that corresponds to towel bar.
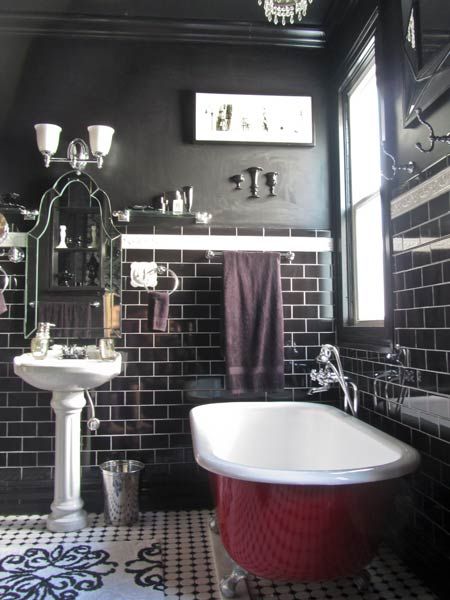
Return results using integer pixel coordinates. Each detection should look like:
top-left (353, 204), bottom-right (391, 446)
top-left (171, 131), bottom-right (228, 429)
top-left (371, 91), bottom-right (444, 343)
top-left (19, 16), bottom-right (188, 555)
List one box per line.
top-left (205, 249), bottom-right (295, 262)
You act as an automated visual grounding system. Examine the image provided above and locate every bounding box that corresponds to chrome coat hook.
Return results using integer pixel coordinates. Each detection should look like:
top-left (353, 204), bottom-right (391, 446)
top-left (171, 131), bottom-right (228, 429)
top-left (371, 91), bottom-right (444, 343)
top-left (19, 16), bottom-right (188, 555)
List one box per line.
top-left (415, 108), bottom-right (450, 153)
top-left (381, 142), bottom-right (415, 181)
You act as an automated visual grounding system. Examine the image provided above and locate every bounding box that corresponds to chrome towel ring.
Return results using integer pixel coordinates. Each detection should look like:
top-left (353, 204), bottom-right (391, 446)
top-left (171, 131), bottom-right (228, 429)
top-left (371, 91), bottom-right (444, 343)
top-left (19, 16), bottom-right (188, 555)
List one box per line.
top-left (149, 265), bottom-right (179, 296)
top-left (0, 265), bottom-right (9, 293)
top-left (129, 261), bottom-right (179, 295)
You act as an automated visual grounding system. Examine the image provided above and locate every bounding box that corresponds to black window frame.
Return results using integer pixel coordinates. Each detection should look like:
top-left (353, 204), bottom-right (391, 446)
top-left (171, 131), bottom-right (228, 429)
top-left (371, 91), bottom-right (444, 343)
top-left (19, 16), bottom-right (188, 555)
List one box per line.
top-left (335, 14), bottom-right (393, 352)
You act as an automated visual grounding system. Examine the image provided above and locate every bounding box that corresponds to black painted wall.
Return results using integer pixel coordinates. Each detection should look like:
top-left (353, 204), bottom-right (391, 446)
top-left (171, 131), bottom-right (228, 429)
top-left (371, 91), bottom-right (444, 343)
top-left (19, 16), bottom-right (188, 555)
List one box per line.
top-left (0, 35), bottom-right (330, 228)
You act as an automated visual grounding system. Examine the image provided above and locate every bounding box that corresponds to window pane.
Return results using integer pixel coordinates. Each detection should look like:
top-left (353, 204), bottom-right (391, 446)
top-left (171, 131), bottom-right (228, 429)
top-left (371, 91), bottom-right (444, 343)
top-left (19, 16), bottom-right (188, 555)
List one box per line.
top-left (354, 194), bottom-right (385, 321)
top-left (349, 64), bottom-right (381, 203)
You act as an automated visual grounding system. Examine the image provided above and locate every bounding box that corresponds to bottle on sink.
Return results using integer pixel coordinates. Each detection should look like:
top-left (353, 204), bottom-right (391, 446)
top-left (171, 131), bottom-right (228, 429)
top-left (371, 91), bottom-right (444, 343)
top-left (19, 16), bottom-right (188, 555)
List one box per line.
top-left (31, 322), bottom-right (55, 359)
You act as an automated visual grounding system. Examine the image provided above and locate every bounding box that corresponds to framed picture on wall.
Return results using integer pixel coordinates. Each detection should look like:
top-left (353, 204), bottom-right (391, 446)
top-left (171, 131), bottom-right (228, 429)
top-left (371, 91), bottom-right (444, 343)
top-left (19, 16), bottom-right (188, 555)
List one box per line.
top-left (194, 92), bottom-right (314, 145)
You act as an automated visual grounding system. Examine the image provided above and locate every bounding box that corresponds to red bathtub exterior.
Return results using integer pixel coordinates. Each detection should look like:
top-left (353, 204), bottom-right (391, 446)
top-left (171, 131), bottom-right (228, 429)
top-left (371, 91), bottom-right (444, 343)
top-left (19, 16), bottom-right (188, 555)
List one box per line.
top-left (212, 473), bottom-right (395, 581)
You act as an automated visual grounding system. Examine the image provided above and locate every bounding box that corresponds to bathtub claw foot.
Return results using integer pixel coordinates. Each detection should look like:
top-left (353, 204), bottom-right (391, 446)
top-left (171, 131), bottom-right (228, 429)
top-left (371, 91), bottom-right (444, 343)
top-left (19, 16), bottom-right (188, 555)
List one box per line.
top-left (209, 515), bottom-right (219, 535)
top-left (219, 565), bottom-right (247, 598)
top-left (354, 568), bottom-right (371, 593)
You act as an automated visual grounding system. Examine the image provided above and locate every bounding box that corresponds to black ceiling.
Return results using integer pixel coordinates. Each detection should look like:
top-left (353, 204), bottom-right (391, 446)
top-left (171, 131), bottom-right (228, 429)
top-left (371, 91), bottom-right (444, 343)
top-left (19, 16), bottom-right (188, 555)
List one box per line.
top-left (3, 0), bottom-right (334, 24)
top-left (0, 0), bottom-right (357, 48)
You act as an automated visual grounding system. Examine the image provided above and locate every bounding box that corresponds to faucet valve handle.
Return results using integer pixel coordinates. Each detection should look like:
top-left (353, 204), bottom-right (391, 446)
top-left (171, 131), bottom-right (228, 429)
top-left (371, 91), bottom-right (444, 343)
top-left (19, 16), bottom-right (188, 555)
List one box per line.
top-left (87, 417), bottom-right (100, 431)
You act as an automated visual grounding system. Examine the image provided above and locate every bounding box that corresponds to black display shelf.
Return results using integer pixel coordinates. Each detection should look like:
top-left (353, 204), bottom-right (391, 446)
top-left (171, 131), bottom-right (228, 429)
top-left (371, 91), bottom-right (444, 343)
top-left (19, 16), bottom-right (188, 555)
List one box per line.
top-left (54, 247), bottom-right (99, 252)
top-left (47, 286), bottom-right (103, 292)
top-left (119, 210), bottom-right (196, 224)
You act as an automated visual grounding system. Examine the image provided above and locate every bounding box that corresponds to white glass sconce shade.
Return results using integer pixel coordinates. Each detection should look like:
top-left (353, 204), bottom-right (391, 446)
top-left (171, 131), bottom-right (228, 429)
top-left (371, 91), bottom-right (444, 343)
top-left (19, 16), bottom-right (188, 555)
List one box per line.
top-left (87, 125), bottom-right (115, 157)
top-left (34, 123), bottom-right (62, 155)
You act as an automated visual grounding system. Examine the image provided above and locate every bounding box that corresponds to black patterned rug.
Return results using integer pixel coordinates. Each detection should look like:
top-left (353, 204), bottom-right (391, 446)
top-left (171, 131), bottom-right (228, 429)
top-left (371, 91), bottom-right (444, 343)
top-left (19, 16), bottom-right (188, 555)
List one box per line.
top-left (0, 540), bottom-right (165, 599)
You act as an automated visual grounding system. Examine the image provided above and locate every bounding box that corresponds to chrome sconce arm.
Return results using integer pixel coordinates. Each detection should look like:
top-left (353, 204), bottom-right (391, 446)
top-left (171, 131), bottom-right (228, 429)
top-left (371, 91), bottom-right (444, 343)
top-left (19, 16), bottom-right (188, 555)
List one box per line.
top-left (381, 141), bottom-right (415, 181)
top-left (415, 108), bottom-right (450, 153)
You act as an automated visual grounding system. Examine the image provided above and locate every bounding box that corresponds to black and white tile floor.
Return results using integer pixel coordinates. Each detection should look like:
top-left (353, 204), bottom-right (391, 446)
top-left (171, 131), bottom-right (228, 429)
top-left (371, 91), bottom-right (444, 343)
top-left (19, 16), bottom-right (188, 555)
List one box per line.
top-left (0, 509), bottom-right (439, 599)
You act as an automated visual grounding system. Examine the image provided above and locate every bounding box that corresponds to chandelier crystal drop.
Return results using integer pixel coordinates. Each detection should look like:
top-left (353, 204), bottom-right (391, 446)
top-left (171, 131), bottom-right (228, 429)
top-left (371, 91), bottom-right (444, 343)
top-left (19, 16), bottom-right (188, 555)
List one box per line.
top-left (258, 0), bottom-right (314, 26)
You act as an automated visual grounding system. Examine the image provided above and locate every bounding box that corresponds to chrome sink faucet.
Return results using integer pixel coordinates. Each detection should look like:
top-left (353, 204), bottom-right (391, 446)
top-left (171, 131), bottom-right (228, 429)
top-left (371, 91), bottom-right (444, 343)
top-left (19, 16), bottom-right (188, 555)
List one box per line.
top-left (61, 345), bottom-right (87, 359)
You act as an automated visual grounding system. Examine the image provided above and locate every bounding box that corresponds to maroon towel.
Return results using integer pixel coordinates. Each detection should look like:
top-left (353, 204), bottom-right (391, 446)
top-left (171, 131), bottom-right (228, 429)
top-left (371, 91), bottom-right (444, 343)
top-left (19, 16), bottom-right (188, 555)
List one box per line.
top-left (148, 291), bottom-right (169, 332)
top-left (0, 292), bottom-right (7, 315)
top-left (223, 251), bottom-right (284, 394)
top-left (39, 301), bottom-right (92, 337)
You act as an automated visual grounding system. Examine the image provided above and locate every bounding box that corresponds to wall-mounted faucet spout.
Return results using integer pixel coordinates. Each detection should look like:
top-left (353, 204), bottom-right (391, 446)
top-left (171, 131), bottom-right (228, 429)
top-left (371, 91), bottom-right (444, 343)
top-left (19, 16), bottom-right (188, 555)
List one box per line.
top-left (307, 384), bottom-right (330, 395)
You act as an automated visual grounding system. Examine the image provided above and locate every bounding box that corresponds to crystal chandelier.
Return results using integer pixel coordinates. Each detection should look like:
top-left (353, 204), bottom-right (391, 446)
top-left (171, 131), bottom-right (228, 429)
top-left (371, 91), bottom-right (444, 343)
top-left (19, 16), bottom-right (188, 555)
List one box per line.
top-left (258, 0), bottom-right (314, 26)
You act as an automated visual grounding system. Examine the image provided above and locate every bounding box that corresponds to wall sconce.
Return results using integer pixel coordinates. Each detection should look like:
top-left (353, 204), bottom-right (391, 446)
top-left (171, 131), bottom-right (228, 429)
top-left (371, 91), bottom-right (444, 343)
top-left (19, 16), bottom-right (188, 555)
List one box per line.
top-left (34, 123), bottom-right (115, 172)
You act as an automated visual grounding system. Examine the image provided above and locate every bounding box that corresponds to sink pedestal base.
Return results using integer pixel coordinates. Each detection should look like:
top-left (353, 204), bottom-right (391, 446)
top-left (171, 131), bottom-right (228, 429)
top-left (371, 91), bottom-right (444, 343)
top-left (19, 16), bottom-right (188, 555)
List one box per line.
top-left (47, 391), bottom-right (88, 533)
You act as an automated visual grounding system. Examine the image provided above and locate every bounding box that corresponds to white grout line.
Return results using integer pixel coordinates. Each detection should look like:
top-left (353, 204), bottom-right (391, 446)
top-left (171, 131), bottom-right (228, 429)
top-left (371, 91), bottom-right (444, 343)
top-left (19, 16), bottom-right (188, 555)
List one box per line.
top-left (122, 234), bottom-right (333, 252)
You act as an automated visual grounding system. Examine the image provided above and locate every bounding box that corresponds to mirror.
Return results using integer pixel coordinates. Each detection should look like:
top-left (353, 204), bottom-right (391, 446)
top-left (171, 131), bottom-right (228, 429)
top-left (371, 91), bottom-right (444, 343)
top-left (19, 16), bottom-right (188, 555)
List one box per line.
top-left (0, 213), bottom-right (9, 244)
top-left (25, 171), bottom-right (122, 339)
top-left (402, 0), bottom-right (450, 126)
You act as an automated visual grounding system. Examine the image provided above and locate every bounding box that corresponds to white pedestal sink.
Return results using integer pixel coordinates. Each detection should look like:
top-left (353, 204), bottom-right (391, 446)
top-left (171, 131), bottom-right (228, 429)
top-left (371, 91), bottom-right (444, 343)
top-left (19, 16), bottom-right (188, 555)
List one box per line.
top-left (14, 353), bottom-right (122, 532)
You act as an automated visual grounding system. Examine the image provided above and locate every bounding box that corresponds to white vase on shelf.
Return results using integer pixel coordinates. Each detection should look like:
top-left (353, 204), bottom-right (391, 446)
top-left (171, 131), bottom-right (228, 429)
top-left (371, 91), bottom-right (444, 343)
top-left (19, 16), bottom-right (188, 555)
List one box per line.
top-left (56, 225), bottom-right (68, 249)
top-left (88, 225), bottom-right (97, 248)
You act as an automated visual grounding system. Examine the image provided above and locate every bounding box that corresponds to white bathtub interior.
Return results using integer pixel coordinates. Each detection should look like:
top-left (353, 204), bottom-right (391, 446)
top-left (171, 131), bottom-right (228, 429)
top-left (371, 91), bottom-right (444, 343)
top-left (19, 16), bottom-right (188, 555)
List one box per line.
top-left (191, 402), bottom-right (420, 485)
top-left (208, 404), bottom-right (401, 470)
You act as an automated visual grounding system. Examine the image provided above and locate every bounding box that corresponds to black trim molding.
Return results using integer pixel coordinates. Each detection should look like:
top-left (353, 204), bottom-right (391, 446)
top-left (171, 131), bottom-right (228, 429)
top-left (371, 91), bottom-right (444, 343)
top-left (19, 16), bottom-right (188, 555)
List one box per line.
top-left (0, 12), bottom-right (326, 48)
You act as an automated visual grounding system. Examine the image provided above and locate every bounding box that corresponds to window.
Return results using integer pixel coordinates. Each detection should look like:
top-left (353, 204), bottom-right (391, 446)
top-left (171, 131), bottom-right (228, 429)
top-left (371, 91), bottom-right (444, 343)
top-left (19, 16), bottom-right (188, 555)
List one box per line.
top-left (337, 32), bottom-right (392, 350)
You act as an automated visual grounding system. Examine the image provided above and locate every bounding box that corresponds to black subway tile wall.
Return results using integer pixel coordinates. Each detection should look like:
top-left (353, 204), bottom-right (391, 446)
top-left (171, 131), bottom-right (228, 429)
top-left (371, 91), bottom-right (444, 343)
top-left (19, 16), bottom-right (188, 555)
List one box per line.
top-left (0, 226), bottom-right (334, 509)
top-left (340, 164), bottom-right (450, 584)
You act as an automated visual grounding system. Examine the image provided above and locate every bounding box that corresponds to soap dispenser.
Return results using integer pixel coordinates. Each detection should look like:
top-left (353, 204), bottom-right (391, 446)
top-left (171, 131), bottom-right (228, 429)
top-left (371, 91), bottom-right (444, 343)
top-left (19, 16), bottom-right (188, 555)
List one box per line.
top-left (31, 322), bottom-right (55, 359)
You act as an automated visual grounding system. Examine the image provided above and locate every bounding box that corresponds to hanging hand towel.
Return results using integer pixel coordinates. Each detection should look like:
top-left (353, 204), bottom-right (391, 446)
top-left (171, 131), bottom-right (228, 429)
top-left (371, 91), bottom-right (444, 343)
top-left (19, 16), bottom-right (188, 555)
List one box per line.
top-left (148, 291), bottom-right (169, 332)
top-left (39, 301), bottom-right (92, 337)
top-left (223, 251), bottom-right (284, 394)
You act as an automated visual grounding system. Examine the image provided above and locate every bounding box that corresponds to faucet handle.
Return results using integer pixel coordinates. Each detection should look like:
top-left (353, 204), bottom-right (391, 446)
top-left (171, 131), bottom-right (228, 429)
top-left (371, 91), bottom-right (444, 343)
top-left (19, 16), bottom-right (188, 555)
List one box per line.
top-left (310, 368), bottom-right (320, 382)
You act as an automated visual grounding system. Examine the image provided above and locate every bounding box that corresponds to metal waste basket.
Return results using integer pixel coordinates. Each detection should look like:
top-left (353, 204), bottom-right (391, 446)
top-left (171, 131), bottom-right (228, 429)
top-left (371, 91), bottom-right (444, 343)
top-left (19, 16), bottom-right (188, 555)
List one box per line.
top-left (100, 460), bottom-right (144, 526)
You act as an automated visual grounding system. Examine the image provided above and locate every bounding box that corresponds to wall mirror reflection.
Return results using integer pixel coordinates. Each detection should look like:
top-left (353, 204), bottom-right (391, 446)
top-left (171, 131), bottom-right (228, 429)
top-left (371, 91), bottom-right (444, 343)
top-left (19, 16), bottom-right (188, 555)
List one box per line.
top-left (25, 171), bottom-right (121, 339)
top-left (402, 0), bottom-right (450, 125)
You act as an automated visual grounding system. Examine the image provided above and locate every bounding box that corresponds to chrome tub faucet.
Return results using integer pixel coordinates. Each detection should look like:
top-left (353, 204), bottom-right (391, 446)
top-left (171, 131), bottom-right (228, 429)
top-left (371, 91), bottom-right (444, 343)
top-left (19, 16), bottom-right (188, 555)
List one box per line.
top-left (308, 344), bottom-right (359, 416)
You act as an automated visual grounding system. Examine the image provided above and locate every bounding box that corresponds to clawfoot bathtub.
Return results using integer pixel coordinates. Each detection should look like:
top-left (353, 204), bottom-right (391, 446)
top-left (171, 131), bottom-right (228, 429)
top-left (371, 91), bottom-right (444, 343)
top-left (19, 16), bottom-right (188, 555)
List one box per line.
top-left (190, 402), bottom-right (420, 591)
